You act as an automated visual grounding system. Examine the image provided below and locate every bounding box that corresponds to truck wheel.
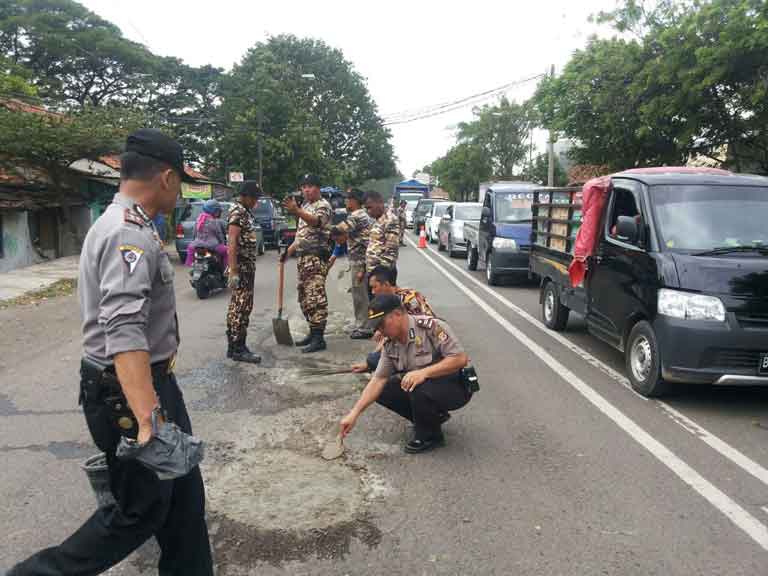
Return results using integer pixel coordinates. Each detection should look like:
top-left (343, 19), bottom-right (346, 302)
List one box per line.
top-left (448, 237), bottom-right (459, 258)
top-left (258, 240), bottom-right (265, 255)
top-left (486, 252), bottom-right (499, 285)
top-left (466, 242), bottom-right (478, 270)
top-left (626, 321), bottom-right (668, 397)
top-left (542, 281), bottom-right (569, 331)
top-left (438, 236), bottom-right (445, 251)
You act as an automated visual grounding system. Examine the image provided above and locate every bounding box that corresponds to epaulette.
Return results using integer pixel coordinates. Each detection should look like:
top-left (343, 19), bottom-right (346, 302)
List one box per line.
top-left (124, 209), bottom-right (147, 227)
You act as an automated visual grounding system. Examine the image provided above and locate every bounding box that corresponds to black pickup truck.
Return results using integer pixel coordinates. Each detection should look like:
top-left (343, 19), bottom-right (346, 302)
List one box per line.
top-left (530, 169), bottom-right (768, 397)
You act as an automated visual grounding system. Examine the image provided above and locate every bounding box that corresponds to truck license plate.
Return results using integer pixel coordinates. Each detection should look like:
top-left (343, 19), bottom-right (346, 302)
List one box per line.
top-left (760, 353), bottom-right (768, 376)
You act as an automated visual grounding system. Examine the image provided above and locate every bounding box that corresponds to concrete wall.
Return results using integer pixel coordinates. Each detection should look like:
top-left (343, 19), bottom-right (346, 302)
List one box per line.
top-left (60, 206), bottom-right (91, 257)
top-left (0, 210), bottom-right (43, 273)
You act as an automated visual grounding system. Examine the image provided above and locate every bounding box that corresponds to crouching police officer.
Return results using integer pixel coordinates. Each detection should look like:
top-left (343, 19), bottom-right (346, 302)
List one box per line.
top-left (340, 294), bottom-right (474, 453)
top-left (9, 129), bottom-right (213, 575)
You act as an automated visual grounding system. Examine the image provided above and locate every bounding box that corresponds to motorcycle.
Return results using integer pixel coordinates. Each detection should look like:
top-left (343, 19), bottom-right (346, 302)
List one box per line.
top-left (190, 246), bottom-right (227, 299)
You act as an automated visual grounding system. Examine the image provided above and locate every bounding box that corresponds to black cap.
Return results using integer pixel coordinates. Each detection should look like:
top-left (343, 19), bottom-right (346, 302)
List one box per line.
top-left (367, 293), bottom-right (403, 330)
top-left (125, 128), bottom-right (194, 182)
top-left (299, 173), bottom-right (321, 187)
top-left (346, 188), bottom-right (365, 203)
top-left (239, 180), bottom-right (262, 198)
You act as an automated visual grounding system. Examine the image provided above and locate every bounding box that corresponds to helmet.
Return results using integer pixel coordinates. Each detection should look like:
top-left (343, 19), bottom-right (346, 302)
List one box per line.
top-left (202, 199), bottom-right (220, 215)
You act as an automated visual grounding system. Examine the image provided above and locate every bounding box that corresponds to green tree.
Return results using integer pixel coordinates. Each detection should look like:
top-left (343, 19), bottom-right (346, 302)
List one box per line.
top-left (431, 143), bottom-right (492, 202)
top-left (218, 35), bottom-right (396, 195)
top-left (522, 152), bottom-right (568, 187)
top-left (458, 97), bottom-right (532, 179)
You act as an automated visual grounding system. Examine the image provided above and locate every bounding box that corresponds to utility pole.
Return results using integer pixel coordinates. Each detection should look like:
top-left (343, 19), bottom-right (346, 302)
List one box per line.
top-left (547, 64), bottom-right (556, 187)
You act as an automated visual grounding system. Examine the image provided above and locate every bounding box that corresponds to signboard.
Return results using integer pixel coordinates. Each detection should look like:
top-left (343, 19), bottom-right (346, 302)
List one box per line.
top-left (229, 172), bottom-right (244, 183)
top-left (181, 182), bottom-right (213, 200)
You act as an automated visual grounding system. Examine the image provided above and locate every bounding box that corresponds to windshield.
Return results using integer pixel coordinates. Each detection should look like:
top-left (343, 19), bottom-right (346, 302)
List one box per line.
top-left (405, 200), bottom-right (419, 211)
top-left (253, 198), bottom-right (273, 216)
top-left (400, 193), bottom-right (424, 203)
top-left (494, 192), bottom-right (534, 222)
top-left (454, 204), bottom-right (482, 221)
top-left (433, 203), bottom-right (451, 217)
top-left (652, 185), bottom-right (768, 253)
top-left (415, 200), bottom-right (435, 214)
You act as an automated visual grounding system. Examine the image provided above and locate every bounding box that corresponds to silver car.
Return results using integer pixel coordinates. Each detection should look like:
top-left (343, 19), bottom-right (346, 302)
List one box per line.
top-left (426, 201), bottom-right (453, 243)
top-left (437, 202), bottom-right (482, 258)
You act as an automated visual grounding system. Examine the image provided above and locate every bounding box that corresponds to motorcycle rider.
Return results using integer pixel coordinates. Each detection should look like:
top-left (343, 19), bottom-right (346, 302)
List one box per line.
top-left (185, 199), bottom-right (228, 267)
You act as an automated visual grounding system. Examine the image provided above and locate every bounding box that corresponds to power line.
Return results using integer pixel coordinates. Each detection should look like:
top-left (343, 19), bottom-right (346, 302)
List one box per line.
top-left (381, 74), bottom-right (545, 126)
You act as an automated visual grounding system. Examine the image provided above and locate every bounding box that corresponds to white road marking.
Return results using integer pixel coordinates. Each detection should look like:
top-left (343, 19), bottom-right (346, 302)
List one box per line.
top-left (762, 506), bottom-right (768, 518)
top-left (410, 241), bottom-right (768, 551)
top-left (414, 240), bottom-right (768, 491)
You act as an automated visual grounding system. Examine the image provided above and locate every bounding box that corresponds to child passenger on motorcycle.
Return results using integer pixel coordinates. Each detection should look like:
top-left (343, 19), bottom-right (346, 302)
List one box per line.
top-left (185, 199), bottom-right (229, 266)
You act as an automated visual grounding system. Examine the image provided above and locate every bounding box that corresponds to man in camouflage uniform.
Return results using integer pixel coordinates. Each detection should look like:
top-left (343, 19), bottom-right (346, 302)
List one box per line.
top-left (282, 173), bottom-right (333, 353)
top-left (364, 190), bottom-right (401, 298)
top-left (226, 180), bottom-right (262, 364)
top-left (397, 200), bottom-right (408, 245)
top-left (340, 294), bottom-right (472, 454)
top-left (331, 188), bottom-right (373, 339)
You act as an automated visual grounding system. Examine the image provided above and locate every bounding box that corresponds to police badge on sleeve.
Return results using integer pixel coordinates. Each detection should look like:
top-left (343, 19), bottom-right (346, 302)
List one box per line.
top-left (119, 245), bottom-right (144, 274)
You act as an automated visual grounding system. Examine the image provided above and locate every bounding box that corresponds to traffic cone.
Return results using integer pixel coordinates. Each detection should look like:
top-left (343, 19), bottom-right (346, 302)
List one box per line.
top-left (418, 225), bottom-right (427, 249)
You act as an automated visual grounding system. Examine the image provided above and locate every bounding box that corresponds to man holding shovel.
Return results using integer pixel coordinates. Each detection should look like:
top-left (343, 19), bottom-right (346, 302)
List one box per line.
top-left (282, 174), bottom-right (333, 353)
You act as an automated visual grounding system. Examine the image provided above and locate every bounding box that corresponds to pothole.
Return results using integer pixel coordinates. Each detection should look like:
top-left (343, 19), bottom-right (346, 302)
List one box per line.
top-left (206, 449), bottom-right (363, 531)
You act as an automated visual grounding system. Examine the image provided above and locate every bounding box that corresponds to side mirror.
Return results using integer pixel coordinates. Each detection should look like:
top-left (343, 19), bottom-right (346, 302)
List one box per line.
top-left (481, 207), bottom-right (491, 223)
top-left (616, 215), bottom-right (639, 244)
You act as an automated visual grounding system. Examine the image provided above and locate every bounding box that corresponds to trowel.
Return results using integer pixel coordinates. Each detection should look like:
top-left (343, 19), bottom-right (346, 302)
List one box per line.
top-left (321, 434), bottom-right (345, 461)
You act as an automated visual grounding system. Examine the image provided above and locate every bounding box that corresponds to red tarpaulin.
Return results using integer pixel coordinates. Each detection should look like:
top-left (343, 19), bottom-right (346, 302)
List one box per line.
top-left (568, 176), bottom-right (611, 287)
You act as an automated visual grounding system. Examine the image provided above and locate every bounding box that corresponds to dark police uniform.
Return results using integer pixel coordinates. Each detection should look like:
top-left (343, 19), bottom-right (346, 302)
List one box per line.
top-left (374, 315), bottom-right (471, 443)
top-left (10, 192), bottom-right (213, 575)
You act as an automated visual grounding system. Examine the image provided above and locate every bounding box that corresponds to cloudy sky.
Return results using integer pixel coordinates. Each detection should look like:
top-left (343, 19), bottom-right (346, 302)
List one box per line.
top-left (81, 0), bottom-right (617, 177)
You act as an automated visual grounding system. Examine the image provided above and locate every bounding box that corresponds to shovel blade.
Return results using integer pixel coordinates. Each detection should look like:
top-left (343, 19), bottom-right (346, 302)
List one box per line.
top-left (272, 317), bottom-right (293, 346)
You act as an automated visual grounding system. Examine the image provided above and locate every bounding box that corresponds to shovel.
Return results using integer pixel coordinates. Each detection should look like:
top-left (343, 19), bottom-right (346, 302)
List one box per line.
top-left (272, 249), bottom-right (293, 346)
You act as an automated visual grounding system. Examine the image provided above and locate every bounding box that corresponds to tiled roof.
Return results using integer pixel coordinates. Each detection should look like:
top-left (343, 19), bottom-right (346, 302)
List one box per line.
top-left (0, 97), bottom-right (61, 117)
top-left (99, 154), bottom-right (209, 181)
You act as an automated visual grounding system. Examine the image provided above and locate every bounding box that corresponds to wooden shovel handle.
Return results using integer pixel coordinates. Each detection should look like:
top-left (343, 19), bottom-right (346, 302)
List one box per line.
top-left (277, 250), bottom-right (285, 314)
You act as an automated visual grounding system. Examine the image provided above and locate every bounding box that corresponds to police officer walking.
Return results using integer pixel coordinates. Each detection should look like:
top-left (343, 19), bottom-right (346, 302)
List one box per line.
top-left (226, 180), bottom-right (262, 364)
top-left (9, 129), bottom-right (213, 574)
top-left (282, 174), bottom-right (333, 353)
top-left (364, 191), bottom-right (401, 294)
top-left (331, 188), bottom-right (373, 340)
top-left (340, 294), bottom-right (472, 454)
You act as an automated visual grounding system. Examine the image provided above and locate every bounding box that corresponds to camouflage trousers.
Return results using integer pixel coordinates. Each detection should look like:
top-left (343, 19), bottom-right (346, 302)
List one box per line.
top-left (226, 262), bottom-right (255, 344)
top-left (297, 254), bottom-right (329, 330)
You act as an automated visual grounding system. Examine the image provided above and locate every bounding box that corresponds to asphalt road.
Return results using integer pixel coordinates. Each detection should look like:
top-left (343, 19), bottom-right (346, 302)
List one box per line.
top-left (1, 239), bottom-right (768, 575)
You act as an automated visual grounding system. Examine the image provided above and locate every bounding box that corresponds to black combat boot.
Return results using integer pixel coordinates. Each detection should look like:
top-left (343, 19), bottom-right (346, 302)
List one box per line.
top-left (228, 339), bottom-right (261, 364)
top-left (294, 332), bottom-right (313, 347)
top-left (301, 328), bottom-right (327, 354)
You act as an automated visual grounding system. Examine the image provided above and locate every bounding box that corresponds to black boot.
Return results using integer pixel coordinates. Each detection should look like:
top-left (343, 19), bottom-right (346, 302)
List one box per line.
top-left (228, 339), bottom-right (261, 364)
top-left (302, 328), bottom-right (327, 354)
top-left (294, 332), bottom-right (313, 347)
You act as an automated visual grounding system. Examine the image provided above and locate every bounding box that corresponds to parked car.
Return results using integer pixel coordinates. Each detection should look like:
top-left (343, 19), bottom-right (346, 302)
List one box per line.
top-left (413, 198), bottom-right (437, 234)
top-left (426, 201), bottom-right (453, 243)
top-left (278, 215), bottom-right (298, 251)
top-left (252, 197), bottom-right (285, 249)
top-left (175, 200), bottom-right (264, 263)
top-left (464, 182), bottom-right (538, 285)
top-left (530, 168), bottom-right (768, 397)
top-left (437, 202), bottom-right (482, 257)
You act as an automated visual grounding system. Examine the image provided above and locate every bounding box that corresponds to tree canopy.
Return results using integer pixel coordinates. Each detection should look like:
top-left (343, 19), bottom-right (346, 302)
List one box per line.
top-left (0, 1), bottom-right (397, 192)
